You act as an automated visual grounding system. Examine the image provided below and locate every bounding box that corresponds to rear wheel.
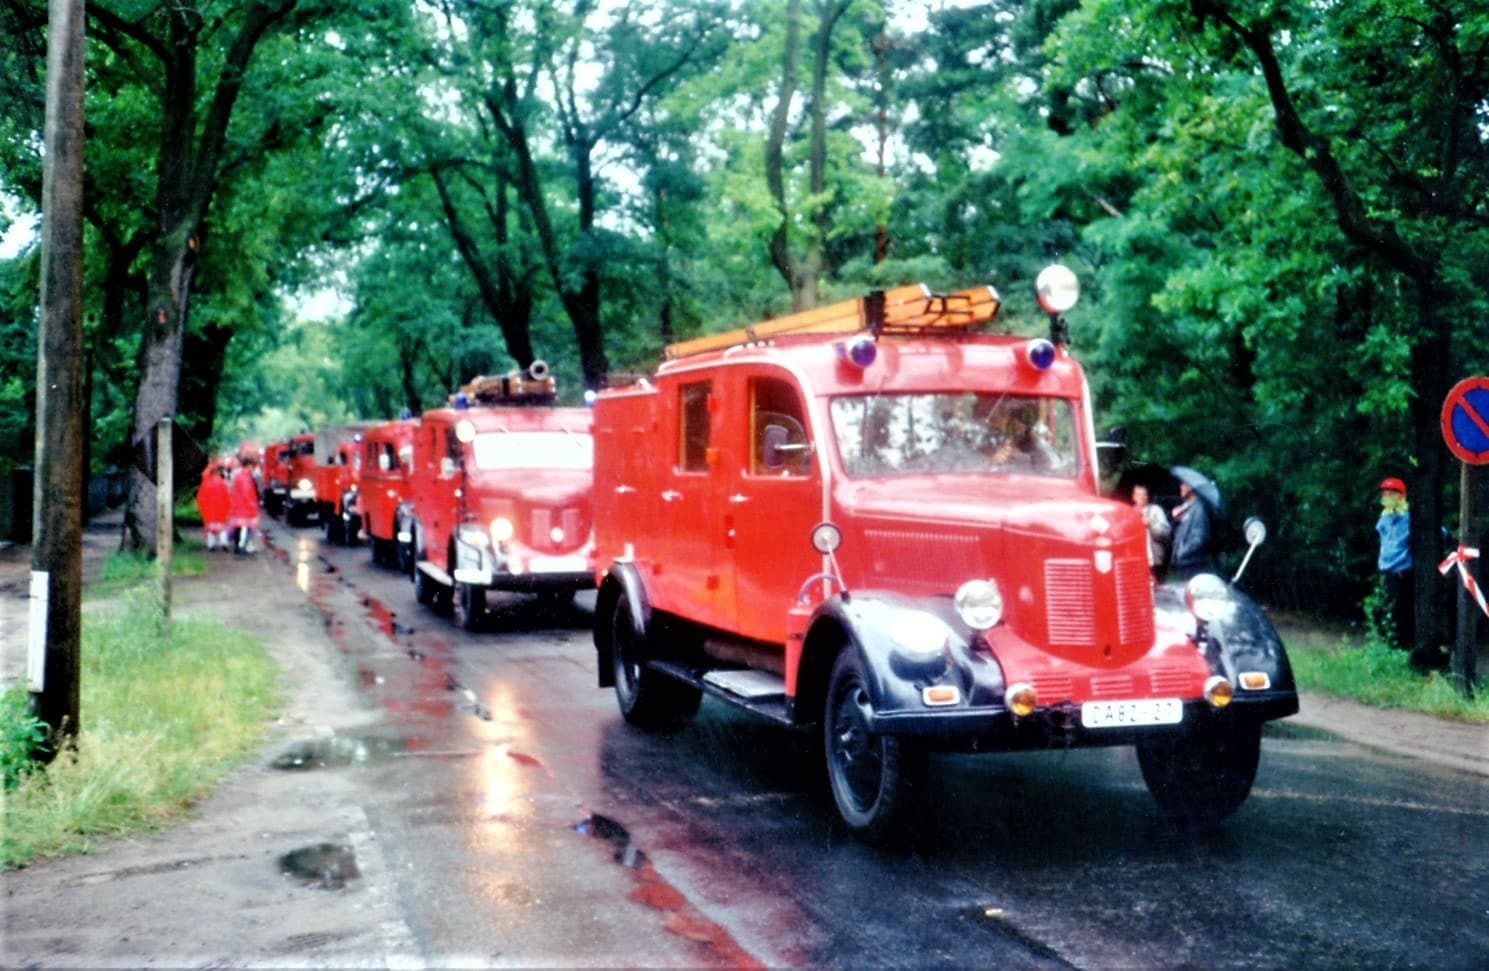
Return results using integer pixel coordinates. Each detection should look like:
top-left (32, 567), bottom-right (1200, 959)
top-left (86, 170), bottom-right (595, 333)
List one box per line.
top-left (325, 507), bottom-right (345, 545)
top-left (1137, 721), bottom-right (1261, 827)
top-left (611, 591), bottom-right (700, 728)
top-left (823, 649), bottom-right (923, 850)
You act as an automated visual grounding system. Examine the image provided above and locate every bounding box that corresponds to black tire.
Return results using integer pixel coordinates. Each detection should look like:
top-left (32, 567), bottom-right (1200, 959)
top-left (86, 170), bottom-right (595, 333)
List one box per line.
top-left (455, 582), bottom-right (486, 632)
top-left (325, 508), bottom-right (345, 545)
top-left (397, 538), bottom-right (414, 576)
top-left (611, 591), bottom-right (700, 728)
top-left (414, 563), bottom-right (450, 614)
top-left (823, 649), bottom-right (923, 850)
top-left (1137, 721), bottom-right (1262, 827)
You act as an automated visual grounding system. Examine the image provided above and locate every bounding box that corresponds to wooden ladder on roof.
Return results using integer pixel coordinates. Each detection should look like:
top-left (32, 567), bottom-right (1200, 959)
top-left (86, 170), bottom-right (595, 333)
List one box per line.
top-left (663, 283), bottom-right (1003, 359)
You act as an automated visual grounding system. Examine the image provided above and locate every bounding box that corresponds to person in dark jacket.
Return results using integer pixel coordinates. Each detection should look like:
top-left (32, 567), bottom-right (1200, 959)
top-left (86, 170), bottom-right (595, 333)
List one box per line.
top-left (1170, 482), bottom-right (1216, 580)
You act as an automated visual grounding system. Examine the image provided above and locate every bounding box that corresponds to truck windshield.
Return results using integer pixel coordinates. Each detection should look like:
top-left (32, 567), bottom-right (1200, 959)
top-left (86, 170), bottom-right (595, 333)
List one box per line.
top-left (829, 393), bottom-right (1079, 478)
top-left (469, 431), bottom-right (593, 472)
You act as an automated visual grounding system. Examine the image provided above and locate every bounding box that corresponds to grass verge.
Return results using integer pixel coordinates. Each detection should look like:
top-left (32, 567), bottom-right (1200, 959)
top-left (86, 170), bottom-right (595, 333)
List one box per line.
top-left (1, 587), bottom-right (280, 869)
top-left (1281, 623), bottom-right (1489, 724)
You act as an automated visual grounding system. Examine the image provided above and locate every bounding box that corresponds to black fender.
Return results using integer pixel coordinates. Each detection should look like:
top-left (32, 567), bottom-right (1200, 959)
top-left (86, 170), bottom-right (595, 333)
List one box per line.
top-left (595, 561), bottom-right (650, 689)
top-left (799, 590), bottom-right (999, 723)
top-left (1156, 581), bottom-right (1299, 721)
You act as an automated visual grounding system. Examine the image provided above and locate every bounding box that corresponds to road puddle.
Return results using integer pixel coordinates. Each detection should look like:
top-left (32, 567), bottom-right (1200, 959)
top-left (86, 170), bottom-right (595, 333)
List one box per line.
top-left (270, 734), bottom-right (406, 770)
top-left (278, 842), bottom-right (360, 889)
top-left (572, 814), bottom-right (763, 968)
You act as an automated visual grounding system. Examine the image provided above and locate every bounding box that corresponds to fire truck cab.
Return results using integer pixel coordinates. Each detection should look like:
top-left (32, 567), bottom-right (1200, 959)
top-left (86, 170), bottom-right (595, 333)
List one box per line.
top-left (592, 269), bottom-right (1297, 847)
top-left (262, 440), bottom-right (292, 517)
top-left (405, 366), bottom-right (596, 631)
top-left (314, 433), bottom-right (365, 545)
top-left (282, 432), bottom-right (318, 526)
top-left (358, 418), bottom-right (418, 570)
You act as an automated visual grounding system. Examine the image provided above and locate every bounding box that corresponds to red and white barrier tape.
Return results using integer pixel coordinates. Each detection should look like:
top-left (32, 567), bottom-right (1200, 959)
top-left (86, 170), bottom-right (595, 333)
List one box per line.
top-left (1438, 545), bottom-right (1489, 619)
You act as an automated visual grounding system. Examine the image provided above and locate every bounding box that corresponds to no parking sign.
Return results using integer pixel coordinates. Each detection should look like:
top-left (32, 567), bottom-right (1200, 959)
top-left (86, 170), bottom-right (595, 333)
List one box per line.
top-left (1441, 376), bottom-right (1489, 465)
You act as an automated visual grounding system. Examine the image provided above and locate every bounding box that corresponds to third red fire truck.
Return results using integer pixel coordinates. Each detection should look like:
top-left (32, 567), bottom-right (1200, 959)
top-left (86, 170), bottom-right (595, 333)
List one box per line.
top-left (591, 268), bottom-right (1297, 847)
top-left (357, 417), bottom-right (418, 570)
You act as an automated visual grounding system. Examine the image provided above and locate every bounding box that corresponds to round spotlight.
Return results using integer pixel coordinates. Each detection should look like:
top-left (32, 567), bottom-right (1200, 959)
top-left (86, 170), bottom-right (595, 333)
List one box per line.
top-left (1184, 573), bottom-right (1233, 624)
top-left (489, 517), bottom-right (514, 543)
top-left (1035, 264), bottom-right (1080, 315)
top-left (454, 419), bottom-right (477, 444)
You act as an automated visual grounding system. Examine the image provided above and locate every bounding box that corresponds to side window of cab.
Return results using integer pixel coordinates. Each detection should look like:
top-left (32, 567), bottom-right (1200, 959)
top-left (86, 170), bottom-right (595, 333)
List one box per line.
top-left (678, 380), bottom-right (712, 472)
top-left (749, 376), bottom-right (810, 477)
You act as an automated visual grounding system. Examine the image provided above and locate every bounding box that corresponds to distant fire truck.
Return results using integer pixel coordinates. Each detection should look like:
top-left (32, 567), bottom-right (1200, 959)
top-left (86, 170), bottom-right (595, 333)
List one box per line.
top-left (281, 432), bottom-right (318, 526)
top-left (591, 268), bottom-right (1297, 847)
top-left (312, 426), bottom-right (370, 545)
top-left (261, 439), bottom-right (292, 517)
top-left (404, 364), bottom-right (596, 630)
top-left (357, 417), bottom-right (418, 570)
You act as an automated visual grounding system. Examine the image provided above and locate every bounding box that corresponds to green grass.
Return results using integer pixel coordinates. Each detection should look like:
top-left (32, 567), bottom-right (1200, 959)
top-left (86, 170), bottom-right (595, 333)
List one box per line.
top-left (1283, 625), bottom-right (1489, 724)
top-left (0, 590), bottom-right (280, 868)
top-left (88, 547), bottom-right (208, 601)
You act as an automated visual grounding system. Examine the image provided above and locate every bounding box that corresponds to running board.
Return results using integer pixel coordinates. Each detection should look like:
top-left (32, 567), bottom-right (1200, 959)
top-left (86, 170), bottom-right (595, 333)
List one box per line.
top-left (650, 660), bottom-right (795, 726)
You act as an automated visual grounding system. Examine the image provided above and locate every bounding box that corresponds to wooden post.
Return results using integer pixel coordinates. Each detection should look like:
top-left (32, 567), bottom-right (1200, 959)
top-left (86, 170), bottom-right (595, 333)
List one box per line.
top-left (1452, 462), bottom-right (1481, 694)
top-left (156, 416), bottom-right (173, 628)
top-left (28, 0), bottom-right (87, 754)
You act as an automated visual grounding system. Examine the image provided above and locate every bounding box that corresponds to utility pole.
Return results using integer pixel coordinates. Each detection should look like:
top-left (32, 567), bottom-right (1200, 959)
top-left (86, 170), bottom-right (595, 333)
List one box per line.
top-left (29, 0), bottom-right (86, 754)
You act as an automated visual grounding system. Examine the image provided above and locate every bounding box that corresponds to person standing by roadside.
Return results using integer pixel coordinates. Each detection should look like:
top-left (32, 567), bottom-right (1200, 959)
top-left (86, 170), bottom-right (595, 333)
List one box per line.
top-left (1170, 482), bottom-right (1216, 580)
top-left (196, 460), bottom-right (231, 550)
top-left (1375, 476), bottom-right (1414, 653)
top-left (1132, 483), bottom-right (1170, 582)
top-left (228, 454), bottom-right (262, 555)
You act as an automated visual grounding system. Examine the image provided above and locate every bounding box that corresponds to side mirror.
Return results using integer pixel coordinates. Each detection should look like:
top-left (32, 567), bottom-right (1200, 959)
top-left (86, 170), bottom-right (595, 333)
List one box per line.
top-left (761, 422), bottom-right (811, 473)
top-left (1231, 516), bottom-right (1268, 585)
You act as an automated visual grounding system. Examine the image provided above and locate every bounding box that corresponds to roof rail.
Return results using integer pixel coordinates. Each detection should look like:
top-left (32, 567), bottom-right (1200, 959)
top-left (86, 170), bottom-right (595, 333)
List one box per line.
top-left (663, 283), bottom-right (1002, 359)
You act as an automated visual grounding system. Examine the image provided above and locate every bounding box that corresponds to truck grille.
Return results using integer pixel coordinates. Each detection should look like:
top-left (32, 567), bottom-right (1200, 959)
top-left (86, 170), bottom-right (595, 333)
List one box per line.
top-left (1044, 556), bottom-right (1154, 652)
top-left (530, 507), bottom-right (585, 551)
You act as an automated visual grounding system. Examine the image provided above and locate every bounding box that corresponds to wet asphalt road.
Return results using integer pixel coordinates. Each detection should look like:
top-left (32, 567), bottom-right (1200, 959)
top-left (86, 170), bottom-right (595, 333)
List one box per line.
top-left (272, 519), bottom-right (1489, 969)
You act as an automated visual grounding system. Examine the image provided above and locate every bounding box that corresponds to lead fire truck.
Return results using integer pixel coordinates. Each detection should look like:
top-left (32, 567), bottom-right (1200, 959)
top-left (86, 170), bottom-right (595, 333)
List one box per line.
top-left (404, 365), bottom-right (597, 631)
top-left (591, 267), bottom-right (1298, 847)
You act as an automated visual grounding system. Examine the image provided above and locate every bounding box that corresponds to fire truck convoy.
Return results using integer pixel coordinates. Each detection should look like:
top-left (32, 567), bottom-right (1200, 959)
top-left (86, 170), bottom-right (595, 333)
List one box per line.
top-left (591, 267), bottom-right (1298, 847)
top-left (400, 365), bottom-right (596, 631)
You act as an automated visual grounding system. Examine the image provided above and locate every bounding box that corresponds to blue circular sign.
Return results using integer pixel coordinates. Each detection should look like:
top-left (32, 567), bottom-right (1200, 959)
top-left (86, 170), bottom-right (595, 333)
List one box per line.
top-left (1442, 377), bottom-right (1489, 465)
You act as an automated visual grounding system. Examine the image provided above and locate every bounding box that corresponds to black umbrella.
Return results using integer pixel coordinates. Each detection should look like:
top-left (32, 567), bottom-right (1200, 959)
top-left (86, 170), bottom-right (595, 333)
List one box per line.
top-left (1170, 465), bottom-right (1224, 517)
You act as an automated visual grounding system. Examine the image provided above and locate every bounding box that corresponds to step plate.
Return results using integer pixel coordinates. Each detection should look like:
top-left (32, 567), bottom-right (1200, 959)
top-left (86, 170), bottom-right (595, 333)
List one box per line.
top-left (701, 668), bottom-right (787, 700)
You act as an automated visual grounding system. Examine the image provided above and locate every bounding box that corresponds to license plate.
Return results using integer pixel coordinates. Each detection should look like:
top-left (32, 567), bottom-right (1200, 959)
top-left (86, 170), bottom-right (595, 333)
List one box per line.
top-left (527, 555), bottom-right (587, 574)
top-left (1081, 698), bottom-right (1183, 729)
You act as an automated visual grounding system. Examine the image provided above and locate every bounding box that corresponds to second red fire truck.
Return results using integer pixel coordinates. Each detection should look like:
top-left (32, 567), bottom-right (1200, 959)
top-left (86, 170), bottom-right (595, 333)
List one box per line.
top-left (402, 365), bottom-right (597, 630)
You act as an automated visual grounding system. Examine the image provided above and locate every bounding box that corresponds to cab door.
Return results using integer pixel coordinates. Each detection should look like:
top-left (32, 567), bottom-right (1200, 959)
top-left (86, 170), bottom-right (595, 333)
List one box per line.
top-left (727, 370), bottom-right (823, 644)
top-left (652, 373), bottom-right (732, 631)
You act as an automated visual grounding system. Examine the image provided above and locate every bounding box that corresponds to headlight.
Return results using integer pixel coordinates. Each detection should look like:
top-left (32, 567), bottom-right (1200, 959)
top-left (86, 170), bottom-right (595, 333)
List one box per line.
top-left (297, 478), bottom-right (313, 492)
top-left (954, 578), bottom-right (1004, 630)
top-left (550, 525), bottom-right (565, 544)
top-left (890, 611), bottom-right (949, 660)
top-left (458, 523), bottom-right (490, 548)
top-left (490, 517), bottom-right (514, 544)
top-left (1185, 573), bottom-right (1233, 624)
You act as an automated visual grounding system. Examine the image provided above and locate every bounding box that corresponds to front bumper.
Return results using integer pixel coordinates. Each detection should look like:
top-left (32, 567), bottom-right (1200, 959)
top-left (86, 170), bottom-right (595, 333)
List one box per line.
top-left (865, 693), bottom-right (1298, 752)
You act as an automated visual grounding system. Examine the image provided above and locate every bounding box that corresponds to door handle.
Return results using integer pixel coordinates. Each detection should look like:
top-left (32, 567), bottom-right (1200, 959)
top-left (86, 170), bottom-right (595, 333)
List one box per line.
top-left (728, 493), bottom-right (749, 505)
top-left (661, 490), bottom-right (682, 502)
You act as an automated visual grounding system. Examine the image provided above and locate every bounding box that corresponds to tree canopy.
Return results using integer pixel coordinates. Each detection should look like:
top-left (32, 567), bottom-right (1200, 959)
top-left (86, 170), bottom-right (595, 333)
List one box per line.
top-left (2, 0), bottom-right (1486, 638)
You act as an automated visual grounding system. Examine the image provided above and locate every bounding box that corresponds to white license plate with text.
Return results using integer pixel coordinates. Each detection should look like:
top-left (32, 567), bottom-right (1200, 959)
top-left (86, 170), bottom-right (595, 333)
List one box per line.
top-left (1081, 698), bottom-right (1183, 729)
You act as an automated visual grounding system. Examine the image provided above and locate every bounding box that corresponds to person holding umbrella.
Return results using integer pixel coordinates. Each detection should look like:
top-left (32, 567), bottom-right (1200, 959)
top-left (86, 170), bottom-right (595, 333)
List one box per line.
top-left (1170, 465), bottom-right (1222, 580)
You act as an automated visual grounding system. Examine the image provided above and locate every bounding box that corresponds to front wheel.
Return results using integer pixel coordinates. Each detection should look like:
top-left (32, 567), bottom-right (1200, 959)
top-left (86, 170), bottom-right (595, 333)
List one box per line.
top-left (455, 582), bottom-right (486, 632)
top-left (823, 649), bottom-right (923, 850)
top-left (1137, 721), bottom-right (1261, 827)
top-left (611, 591), bottom-right (700, 728)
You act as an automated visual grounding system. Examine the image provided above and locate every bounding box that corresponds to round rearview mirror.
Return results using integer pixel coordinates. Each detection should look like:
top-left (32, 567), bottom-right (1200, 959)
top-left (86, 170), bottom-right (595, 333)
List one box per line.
top-left (1243, 516), bottom-right (1267, 547)
top-left (810, 522), bottom-right (842, 555)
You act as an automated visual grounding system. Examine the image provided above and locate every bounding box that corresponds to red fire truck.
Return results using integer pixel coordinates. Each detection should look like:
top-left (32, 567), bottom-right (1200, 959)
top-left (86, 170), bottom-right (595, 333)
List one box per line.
top-left (313, 430), bottom-right (366, 545)
top-left (261, 440), bottom-right (292, 517)
top-left (357, 417), bottom-right (418, 569)
top-left (281, 432), bottom-right (318, 526)
top-left (404, 365), bottom-right (596, 630)
top-left (591, 268), bottom-right (1297, 847)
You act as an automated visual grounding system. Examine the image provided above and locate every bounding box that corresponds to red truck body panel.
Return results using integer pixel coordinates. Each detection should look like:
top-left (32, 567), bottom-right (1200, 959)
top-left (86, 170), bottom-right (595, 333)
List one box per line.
top-left (357, 418), bottom-right (417, 549)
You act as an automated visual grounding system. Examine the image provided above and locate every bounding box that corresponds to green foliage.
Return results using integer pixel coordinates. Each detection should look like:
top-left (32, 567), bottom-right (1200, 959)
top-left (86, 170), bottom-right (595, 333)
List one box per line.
top-left (0, 686), bottom-right (48, 790)
top-left (1287, 632), bottom-right (1489, 725)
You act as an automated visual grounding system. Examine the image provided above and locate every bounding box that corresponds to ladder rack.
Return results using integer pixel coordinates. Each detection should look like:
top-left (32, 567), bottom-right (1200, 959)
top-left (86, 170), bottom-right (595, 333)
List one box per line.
top-left (663, 284), bottom-right (1002, 360)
